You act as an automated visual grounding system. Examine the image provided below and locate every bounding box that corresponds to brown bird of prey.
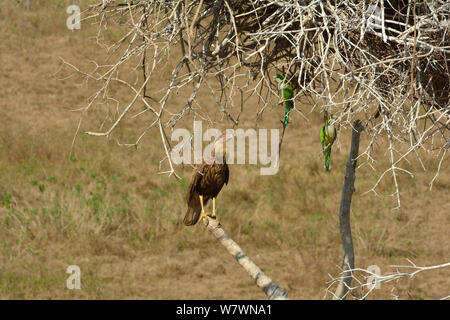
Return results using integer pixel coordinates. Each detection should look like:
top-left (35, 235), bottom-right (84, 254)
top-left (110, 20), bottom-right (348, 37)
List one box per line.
top-left (184, 133), bottom-right (233, 226)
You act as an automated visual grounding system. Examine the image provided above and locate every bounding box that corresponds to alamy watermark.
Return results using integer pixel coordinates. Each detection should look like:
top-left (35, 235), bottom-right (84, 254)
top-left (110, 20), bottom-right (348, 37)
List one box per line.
top-left (170, 121), bottom-right (280, 175)
top-left (66, 265), bottom-right (81, 290)
top-left (66, 5), bottom-right (81, 30)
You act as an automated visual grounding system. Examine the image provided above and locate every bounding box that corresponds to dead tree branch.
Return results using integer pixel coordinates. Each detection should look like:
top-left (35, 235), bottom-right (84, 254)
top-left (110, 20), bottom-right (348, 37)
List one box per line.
top-left (333, 120), bottom-right (364, 300)
top-left (328, 259), bottom-right (450, 300)
top-left (72, 1), bottom-right (450, 203)
top-left (203, 217), bottom-right (289, 300)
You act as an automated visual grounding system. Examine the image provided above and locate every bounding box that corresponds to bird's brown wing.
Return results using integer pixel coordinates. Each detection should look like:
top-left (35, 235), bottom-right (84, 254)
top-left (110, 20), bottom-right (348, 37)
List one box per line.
top-left (183, 163), bottom-right (207, 226)
top-left (224, 164), bottom-right (229, 185)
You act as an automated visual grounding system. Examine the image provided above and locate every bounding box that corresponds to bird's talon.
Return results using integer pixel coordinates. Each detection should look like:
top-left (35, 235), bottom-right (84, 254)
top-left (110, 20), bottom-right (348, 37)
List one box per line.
top-left (208, 213), bottom-right (220, 225)
top-left (200, 214), bottom-right (210, 227)
top-left (200, 212), bottom-right (209, 220)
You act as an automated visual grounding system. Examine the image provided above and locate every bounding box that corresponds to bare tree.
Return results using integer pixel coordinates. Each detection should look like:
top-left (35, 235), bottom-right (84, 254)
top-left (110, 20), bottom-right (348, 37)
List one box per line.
top-left (64, 0), bottom-right (449, 299)
top-left (71, 1), bottom-right (449, 201)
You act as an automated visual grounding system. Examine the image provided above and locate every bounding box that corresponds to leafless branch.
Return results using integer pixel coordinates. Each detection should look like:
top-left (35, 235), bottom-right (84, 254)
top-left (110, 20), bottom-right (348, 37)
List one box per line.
top-left (70, 1), bottom-right (449, 198)
top-left (203, 217), bottom-right (289, 300)
top-left (327, 259), bottom-right (450, 300)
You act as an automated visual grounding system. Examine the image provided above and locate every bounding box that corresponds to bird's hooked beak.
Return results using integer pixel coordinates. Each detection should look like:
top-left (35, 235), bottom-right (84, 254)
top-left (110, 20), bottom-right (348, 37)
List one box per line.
top-left (214, 133), bottom-right (234, 149)
top-left (213, 133), bottom-right (234, 163)
top-left (273, 74), bottom-right (283, 81)
top-left (222, 133), bottom-right (234, 142)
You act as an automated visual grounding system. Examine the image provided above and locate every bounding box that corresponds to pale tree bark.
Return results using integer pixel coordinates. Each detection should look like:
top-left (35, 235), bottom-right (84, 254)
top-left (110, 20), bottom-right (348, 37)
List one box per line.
top-left (333, 120), bottom-right (364, 300)
top-left (203, 217), bottom-right (289, 300)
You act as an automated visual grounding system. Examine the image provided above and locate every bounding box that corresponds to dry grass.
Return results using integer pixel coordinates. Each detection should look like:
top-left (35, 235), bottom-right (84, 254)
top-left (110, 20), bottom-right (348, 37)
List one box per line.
top-left (0, 1), bottom-right (448, 299)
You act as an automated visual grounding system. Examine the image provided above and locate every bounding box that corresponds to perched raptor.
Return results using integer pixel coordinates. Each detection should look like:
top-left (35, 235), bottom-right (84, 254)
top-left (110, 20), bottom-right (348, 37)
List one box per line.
top-left (274, 73), bottom-right (294, 127)
top-left (184, 134), bottom-right (233, 226)
top-left (321, 114), bottom-right (338, 171)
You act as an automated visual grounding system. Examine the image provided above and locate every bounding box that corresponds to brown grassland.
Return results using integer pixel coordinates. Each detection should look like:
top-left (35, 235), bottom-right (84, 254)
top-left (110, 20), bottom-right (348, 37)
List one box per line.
top-left (0, 1), bottom-right (448, 299)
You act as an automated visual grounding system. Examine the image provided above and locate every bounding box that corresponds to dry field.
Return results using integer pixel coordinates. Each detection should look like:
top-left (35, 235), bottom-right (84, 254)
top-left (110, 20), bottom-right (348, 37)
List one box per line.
top-left (0, 1), bottom-right (448, 299)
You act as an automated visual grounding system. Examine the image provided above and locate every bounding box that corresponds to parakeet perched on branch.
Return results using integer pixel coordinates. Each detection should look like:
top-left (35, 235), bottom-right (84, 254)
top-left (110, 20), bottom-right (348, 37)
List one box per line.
top-left (320, 114), bottom-right (338, 171)
top-left (274, 73), bottom-right (293, 127)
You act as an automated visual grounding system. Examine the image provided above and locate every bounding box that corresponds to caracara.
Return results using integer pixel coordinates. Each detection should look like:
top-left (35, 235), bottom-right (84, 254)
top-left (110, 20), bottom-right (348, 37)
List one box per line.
top-left (184, 133), bottom-right (233, 226)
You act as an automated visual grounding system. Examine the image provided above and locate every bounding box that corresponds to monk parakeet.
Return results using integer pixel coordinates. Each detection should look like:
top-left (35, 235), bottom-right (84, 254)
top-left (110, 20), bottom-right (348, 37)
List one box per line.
top-left (320, 114), bottom-right (338, 171)
top-left (274, 73), bottom-right (293, 127)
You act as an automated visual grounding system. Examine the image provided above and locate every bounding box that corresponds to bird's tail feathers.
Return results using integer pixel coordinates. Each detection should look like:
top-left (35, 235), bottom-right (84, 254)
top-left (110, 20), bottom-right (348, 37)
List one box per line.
top-left (183, 206), bottom-right (201, 226)
top-left (284, 102), bottom-right (293, 127)
top-left (324, 148), bottom-right (331, 171)
top-left (184, 193), bottom-right (202, 226)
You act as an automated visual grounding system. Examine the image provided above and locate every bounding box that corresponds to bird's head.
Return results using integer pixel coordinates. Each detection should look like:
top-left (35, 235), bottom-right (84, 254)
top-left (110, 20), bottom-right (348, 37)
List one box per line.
top-left (327, 114), bottom-right (338, 126)
top-left (274, 73), bottom-right (286, 84)
top-left (214, 133), bottom-right (234, 161)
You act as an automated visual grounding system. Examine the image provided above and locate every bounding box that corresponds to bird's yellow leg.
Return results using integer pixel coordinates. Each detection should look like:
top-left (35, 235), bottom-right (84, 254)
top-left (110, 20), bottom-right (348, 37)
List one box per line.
top-left (199, 195), bottom-right (208, 220)
top-left (210, 198), bottom-right (219, 223)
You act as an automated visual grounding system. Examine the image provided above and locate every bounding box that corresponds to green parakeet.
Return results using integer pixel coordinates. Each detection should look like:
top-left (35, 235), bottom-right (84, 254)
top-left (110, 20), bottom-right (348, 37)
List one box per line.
top-left (320, 114), bottom-right (338, 171)
top-left (274, 73), bottom-right (293, 127)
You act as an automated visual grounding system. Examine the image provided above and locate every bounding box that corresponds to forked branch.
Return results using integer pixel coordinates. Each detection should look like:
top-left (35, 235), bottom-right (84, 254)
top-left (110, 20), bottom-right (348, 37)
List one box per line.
top-left (328, 260), bottom-right (450, 300)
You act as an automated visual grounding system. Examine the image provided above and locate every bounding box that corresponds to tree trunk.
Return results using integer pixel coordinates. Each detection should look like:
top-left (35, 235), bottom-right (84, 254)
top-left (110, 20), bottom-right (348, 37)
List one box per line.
top-left (334, 120), bottom-right (364, 300)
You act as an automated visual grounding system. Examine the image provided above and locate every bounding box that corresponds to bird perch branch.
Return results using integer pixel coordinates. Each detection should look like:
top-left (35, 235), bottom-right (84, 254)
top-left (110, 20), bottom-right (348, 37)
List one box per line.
top-left (333, 120), bottom-right (364, 300)
top-left (202, 217), bottom-right (289, 300)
